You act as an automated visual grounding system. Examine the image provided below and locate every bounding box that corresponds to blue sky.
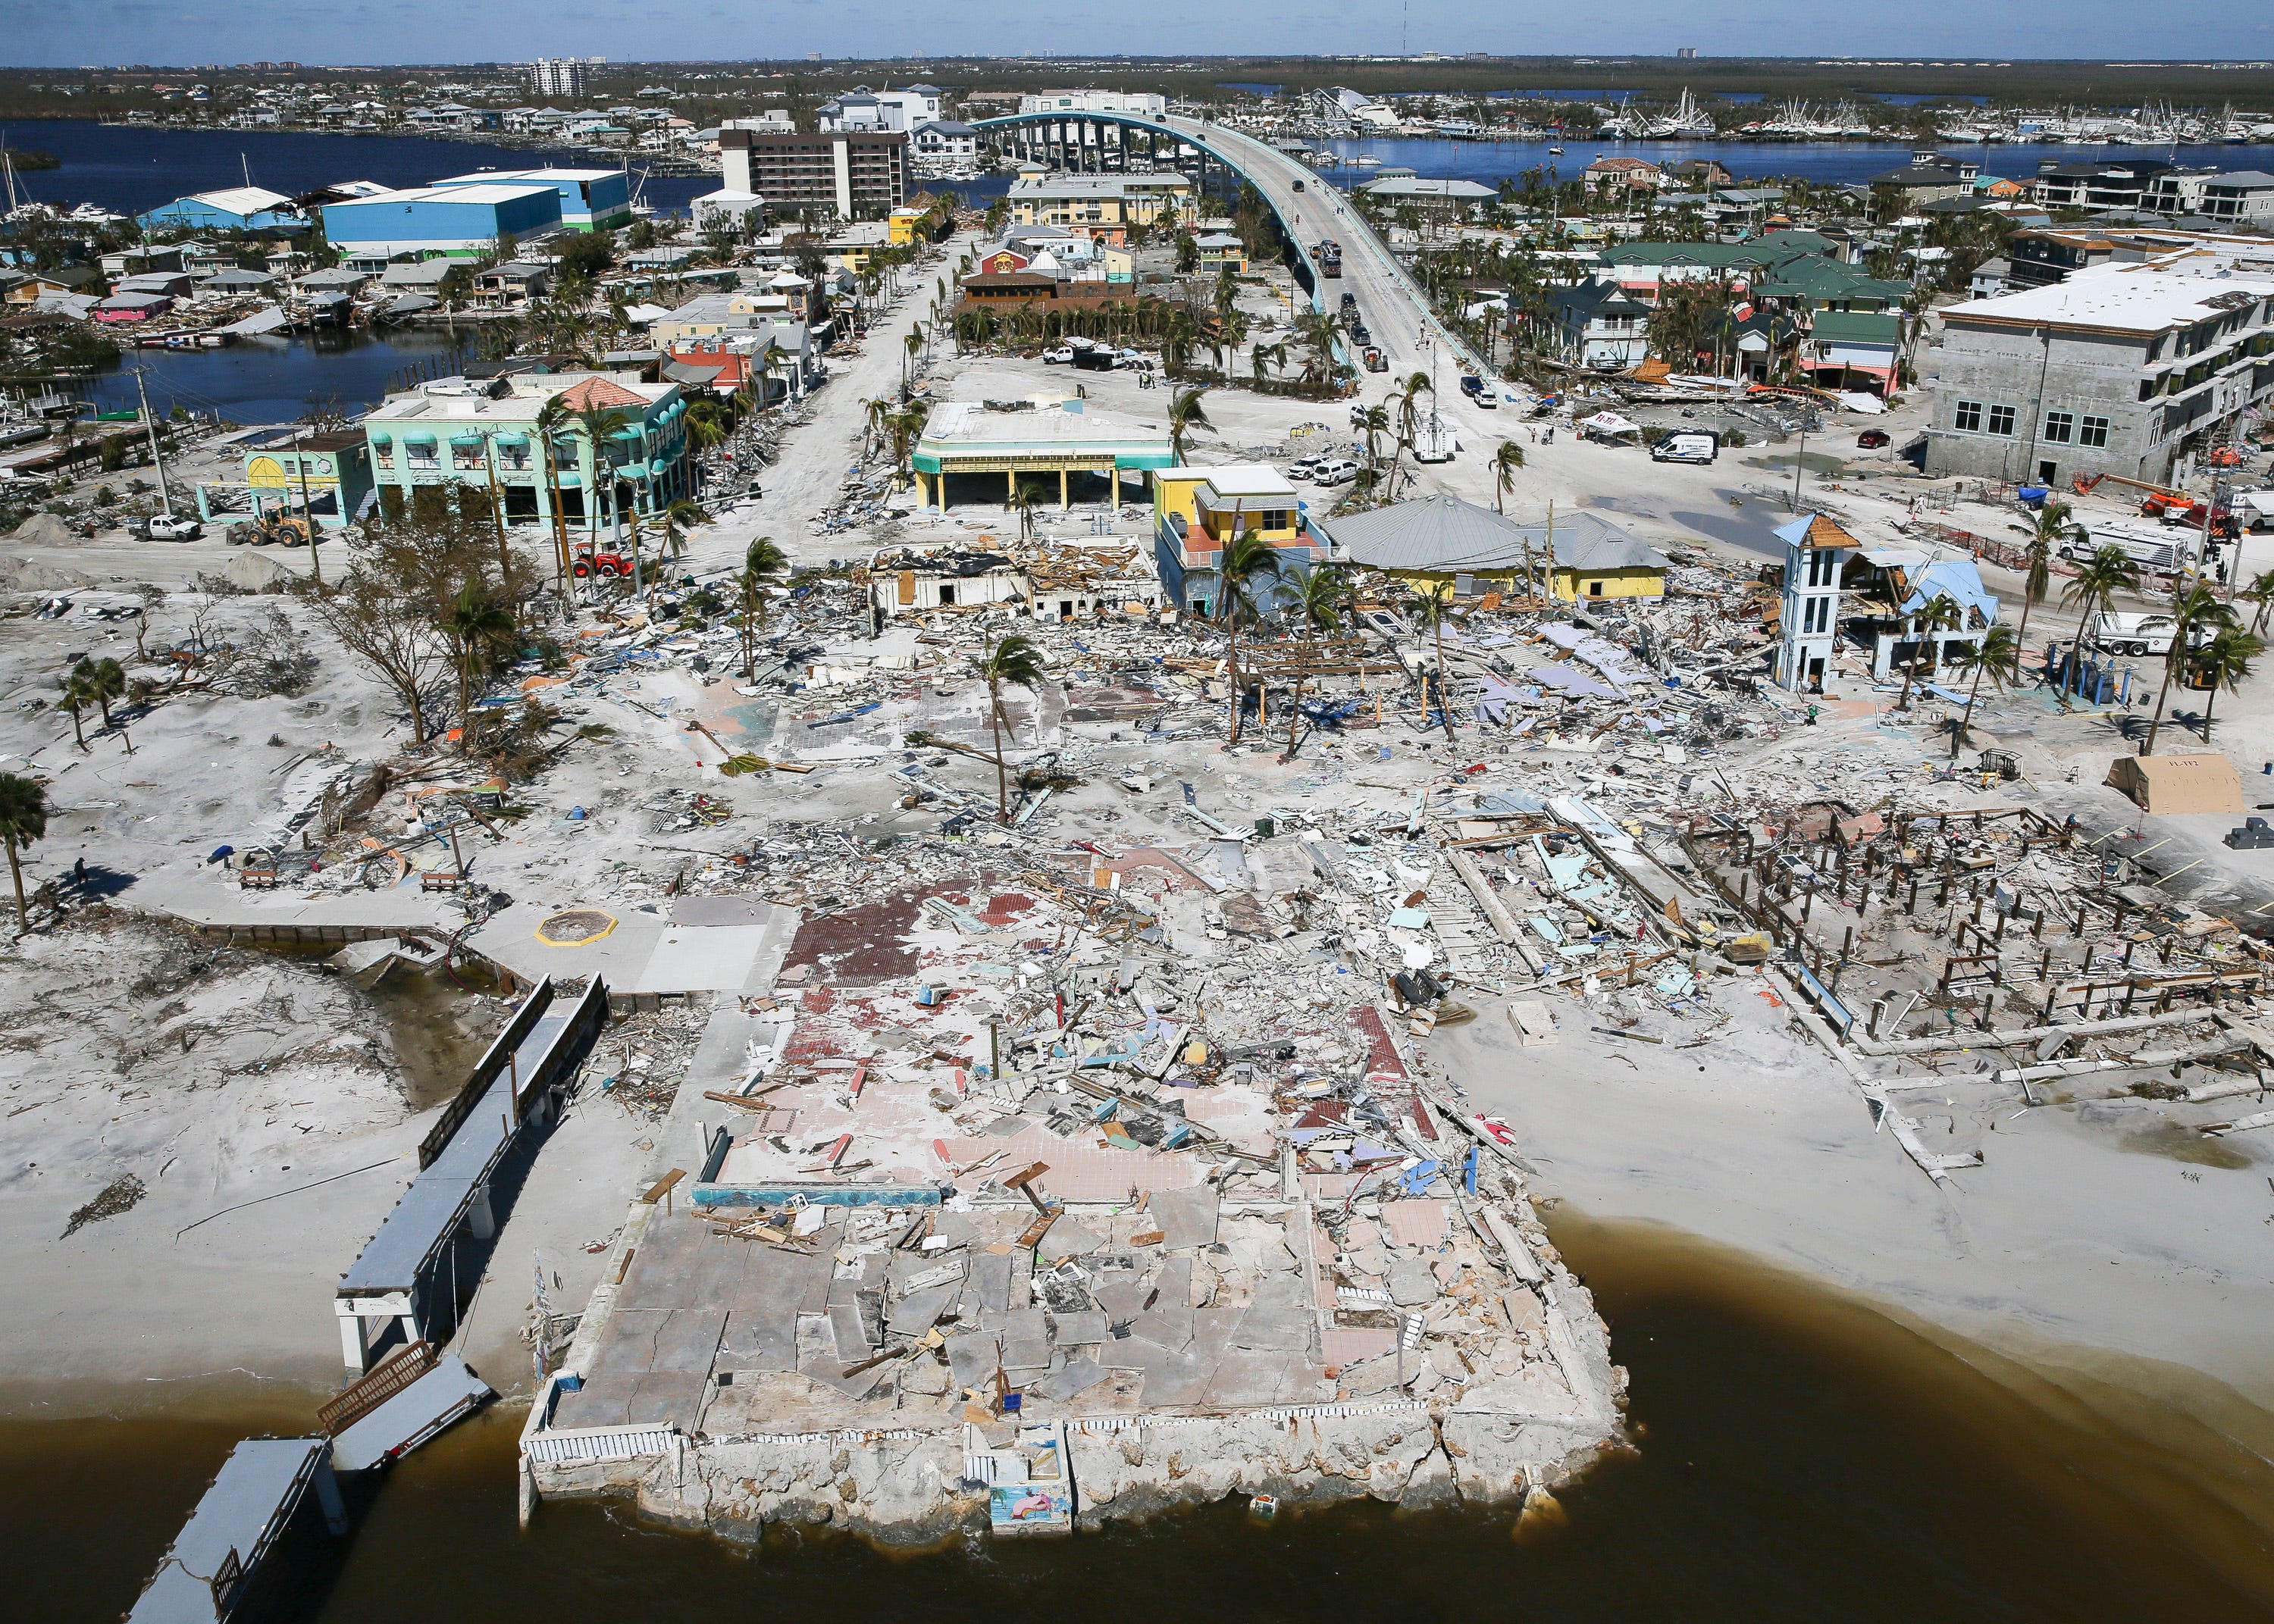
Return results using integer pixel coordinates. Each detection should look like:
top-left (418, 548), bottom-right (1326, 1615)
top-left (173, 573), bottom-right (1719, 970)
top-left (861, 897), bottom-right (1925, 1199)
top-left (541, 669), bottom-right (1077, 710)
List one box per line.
top-left (5, 2), bottom-right (2269, 70)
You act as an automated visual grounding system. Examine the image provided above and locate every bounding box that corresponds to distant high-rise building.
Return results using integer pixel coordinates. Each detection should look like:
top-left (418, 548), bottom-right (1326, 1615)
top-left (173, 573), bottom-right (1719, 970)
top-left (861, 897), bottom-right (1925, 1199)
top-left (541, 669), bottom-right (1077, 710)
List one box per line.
top-left (1677, 46), bottom-right (1698, 58)
top-left (525, 58), bottom-right (588, 99)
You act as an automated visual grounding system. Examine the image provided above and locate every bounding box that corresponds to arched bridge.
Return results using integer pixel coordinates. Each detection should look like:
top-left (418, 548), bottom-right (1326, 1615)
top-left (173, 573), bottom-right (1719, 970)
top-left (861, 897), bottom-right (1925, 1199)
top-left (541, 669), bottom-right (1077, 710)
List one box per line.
top-left (966, 109), bottom-right (1490, 380)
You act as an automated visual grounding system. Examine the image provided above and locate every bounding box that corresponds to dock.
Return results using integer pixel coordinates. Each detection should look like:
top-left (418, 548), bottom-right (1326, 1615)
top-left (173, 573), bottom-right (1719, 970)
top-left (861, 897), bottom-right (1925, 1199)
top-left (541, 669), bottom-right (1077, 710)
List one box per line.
top-left (126, 1438), bottom-right (346, 1624)
top-left (334, 974), bottom-right (609, 1372)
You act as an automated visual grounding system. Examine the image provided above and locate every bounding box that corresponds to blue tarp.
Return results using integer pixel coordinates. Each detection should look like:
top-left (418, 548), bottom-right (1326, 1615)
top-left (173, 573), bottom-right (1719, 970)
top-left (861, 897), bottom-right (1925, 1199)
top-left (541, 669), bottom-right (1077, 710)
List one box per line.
top-left (1900, 559), bottom-right (1999, 625)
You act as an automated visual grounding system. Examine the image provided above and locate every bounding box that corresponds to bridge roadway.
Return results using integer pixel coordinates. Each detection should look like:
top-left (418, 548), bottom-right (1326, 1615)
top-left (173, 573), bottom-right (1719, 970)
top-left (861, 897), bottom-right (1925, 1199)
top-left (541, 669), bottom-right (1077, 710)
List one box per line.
top-left (979, 110), bottom-right (1503, 449)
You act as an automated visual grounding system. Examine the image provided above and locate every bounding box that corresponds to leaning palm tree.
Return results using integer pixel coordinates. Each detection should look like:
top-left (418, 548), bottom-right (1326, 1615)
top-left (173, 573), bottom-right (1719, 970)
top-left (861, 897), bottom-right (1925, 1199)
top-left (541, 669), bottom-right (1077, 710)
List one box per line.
top-left (2141, 582), bottom-right (2238, 757)
top-left (1408, 580), bottom-right (1460, 742)
top-left (735, 537), bottom-right (789, 675)
top-left (1894, 593), bottom-right (1963, 712)
top-left (2017, 500), bottom-right (2084, 643)
top-left (1944, 622), bottom-right (2022, 758)
top-left (1493, 440), bottom-right (1525, 514)
top-left (649, 499), bottom-right (710, 601)
top-left (1249, 341), bottom-right (1288, 388)
top-left (1167, 386), bottom-right (1211, 465)
top-left (2191, 625), bottom-right (2263, 741)
top-left (442, 584), bottom-right (515, 754)
top-left (1192, 526), bottom-right (1286, 746)
top-left (973, 634), bottom-right (1046, 824)
top-left (0, 770), bottom-right (49, 931)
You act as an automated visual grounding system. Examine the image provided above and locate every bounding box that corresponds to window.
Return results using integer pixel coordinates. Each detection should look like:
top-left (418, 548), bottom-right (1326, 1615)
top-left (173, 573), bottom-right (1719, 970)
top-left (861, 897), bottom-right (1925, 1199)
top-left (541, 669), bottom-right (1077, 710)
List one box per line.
top-left (2079, 415), bottom-right (2110, 448)
top-left (1987, 405), bottom-right (2016, 437)
top-left (1954, 399), bottom-right (1982, 432)
top-left (2044, 411), bottom-right (2075, 444)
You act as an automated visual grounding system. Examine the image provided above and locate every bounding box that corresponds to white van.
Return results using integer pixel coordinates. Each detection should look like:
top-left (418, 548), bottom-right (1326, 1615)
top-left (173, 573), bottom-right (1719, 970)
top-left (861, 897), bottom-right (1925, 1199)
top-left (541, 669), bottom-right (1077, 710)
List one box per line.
top-left (1650, 430), bottom-right (1720, 465)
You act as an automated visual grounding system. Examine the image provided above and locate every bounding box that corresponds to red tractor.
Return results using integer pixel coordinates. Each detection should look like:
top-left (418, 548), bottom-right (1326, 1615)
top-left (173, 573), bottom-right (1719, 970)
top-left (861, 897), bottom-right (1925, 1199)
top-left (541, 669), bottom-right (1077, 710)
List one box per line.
top-left (572, 545), bottom-right (633, 580)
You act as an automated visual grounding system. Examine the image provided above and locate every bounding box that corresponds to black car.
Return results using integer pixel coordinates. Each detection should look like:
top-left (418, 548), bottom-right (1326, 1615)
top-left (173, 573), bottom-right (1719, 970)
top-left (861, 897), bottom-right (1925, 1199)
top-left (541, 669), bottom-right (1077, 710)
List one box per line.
top-left (1351, 324), bottom-right (1370, 343)
top-left (1292, 179), bottom-right (1305, 191)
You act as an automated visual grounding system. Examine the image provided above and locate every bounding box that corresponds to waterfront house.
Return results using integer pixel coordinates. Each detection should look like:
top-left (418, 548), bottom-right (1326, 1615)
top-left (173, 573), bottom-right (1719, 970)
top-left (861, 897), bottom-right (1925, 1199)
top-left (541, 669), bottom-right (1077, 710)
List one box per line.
top-left (92, 292), bottom-right (172, 323)
top-left (1582, 157), bottom-right (1665, 194)
top-left (1357, 177), bottom-right (1498, 217)
top-left (912, 120), bottom-right (979, 161)
top-left (471, 260), bottom-right (552, 309)
top-left (362, 372), bottom-right (691, 534)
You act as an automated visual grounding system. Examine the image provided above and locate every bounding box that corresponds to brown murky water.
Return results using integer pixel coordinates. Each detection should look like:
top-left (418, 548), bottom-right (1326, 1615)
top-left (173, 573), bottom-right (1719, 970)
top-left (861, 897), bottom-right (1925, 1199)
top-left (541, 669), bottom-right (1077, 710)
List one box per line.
top-left (14, 1218), bottom-right (2274, 1622)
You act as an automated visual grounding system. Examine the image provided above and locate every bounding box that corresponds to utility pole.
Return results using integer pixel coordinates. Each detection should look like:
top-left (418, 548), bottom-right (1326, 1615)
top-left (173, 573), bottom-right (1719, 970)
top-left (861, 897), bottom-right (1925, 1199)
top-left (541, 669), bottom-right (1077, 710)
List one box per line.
top-left (132, 364), bottom-right (173, 512)
top-left (293, 427), bottom-right (325, 592)
top-left (1791, 417), bottom-right (1807, 513)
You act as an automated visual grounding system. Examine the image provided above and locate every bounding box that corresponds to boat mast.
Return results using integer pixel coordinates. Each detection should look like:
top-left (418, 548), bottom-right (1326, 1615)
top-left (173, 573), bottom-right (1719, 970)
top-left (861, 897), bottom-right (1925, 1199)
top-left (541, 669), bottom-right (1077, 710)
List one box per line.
top-left (132, 363), bottom-right (174, 509)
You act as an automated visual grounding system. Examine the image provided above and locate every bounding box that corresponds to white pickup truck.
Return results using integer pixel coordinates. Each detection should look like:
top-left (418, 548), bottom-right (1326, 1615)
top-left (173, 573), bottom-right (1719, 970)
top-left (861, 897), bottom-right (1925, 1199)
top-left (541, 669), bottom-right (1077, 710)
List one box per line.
top-left (143, 514), bottom-right (202, 542)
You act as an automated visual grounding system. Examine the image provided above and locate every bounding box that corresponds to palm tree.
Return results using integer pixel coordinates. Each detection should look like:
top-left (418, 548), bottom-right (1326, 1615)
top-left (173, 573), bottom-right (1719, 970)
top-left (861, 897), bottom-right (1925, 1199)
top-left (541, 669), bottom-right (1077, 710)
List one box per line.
top-left (2142, 582), bottom-right (2238, 757)
top-left (1944, 623), bottom-right (2022, 758)
top-left (534, 398), bottom-right (575, 595)
top-left (0, 771), bottom-right (48, 931)
top-left (2017, 500), bottom-right (2084, 643)
top-left (735, 537), bottom-right (789, 676)
top-left (2191, 625), bottom-right (2263, 740)
top-left (1292, 310), bottom-right (1342, 385)
top-left (1168, 386), bottom-right (1211, 465)
top-left (76, 656), bottom-right (126, 728)
top-left (2245, 568), bottom-right (2274, 637)
top-left (2061, 543), bottom-right (2142, 641)
top-left (1355, 405), bottom-right (1390, 468)
top-left (1250, 340), bottom-right (1287, 388)
top-left (1493, 440), bottom-right (1525, 514)
top-left (903, 325), bottom-right (924, 393)
top-left (1008, 480), bottom-right (1047, 543)
top-left (58, 671), bottom-right (92, 752)
top-left (1192, 527), bottom-right (1286, 746)
top-left (1388, 372), bottom-right (1433, 498)
top-left (1295, 564), bottom-right (1348, 634)
top-left (1894, 593), bottom-right (1962, 711)
top-left (650, 499), bottom-right (709, 599)
top-left (572, 403), bottom-right (636, 553)
top-left (442, 584), bottom-right (515, 753)
top-left (973, 634), bottom-right (1046, 823)
top-left (1409, 580), bottom-right (1460, 741)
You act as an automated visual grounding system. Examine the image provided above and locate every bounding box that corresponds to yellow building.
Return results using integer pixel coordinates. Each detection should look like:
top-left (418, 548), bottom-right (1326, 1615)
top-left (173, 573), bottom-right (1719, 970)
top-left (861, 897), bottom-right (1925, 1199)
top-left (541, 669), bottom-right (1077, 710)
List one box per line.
top-left (888, 207), bottom-right (926, 246)
top-left (1316, 495), bottom-right (1667, 602)
top-left (1151, 464), bottom-right (1312, 612)
top-left (1004, 171), bottom-right (1198, 244)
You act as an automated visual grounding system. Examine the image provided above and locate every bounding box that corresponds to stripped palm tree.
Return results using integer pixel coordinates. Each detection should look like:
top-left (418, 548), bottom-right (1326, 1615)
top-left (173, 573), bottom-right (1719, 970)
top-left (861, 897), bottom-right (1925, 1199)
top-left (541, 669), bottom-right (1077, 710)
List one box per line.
top-left (1408, 580), bottom-right (1460, 742)
top-left (2245, 568), bottom-right (2274, 637)
top-left (442, 584), bottom-right (515, 754)
top-left (1295, 563), bottom-right (1349, 634)
top-left (973, 634), bottom-right (1047, 824)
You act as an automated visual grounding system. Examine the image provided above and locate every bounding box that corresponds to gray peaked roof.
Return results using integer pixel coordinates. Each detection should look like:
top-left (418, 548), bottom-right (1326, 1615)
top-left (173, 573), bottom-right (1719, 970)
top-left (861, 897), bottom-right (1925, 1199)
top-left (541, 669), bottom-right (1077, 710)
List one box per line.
top-left (1319, 494), bottom-right (1666, 574)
